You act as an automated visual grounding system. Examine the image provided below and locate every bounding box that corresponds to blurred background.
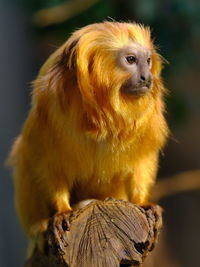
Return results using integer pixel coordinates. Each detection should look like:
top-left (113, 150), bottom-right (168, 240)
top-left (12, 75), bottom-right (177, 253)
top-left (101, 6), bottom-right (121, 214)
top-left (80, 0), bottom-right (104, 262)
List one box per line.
top-left (0, 0), bottom-right (200, 266)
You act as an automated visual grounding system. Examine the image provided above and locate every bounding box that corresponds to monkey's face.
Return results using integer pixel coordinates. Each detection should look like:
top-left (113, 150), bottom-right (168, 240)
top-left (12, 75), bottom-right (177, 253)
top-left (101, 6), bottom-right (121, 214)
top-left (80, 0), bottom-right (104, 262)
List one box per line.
top-left (118, 43), bottom-right (153, 97)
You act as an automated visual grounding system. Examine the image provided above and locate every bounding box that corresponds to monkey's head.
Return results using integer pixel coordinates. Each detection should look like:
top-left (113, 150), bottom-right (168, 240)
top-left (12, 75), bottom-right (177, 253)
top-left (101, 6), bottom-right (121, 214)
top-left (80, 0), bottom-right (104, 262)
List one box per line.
top-left (38, 22), bottom-right (166, 141)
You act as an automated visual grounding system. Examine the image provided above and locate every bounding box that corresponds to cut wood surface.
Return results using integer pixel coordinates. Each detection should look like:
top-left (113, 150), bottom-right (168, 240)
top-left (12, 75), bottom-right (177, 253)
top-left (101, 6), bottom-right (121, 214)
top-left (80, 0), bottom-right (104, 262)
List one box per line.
top-left (25, 199), bottom-right (162, 267)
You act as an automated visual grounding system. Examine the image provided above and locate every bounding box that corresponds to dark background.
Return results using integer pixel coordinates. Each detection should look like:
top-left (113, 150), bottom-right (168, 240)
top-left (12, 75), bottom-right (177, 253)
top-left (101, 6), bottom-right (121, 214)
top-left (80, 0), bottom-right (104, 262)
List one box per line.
top-left (0, 0), bottom-right (200, 266)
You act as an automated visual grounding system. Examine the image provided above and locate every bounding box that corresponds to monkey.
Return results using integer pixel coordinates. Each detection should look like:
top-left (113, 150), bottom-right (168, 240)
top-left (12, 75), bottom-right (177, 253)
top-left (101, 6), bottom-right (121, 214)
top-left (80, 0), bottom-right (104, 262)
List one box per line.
top-left (8, 22), bottom-right (169, 247)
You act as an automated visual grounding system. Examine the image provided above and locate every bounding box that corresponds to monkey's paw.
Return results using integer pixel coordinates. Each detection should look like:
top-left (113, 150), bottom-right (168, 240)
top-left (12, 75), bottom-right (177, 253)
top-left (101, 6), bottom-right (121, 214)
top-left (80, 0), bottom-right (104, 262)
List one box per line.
top-left (44, 211), bottom-right (72, 255)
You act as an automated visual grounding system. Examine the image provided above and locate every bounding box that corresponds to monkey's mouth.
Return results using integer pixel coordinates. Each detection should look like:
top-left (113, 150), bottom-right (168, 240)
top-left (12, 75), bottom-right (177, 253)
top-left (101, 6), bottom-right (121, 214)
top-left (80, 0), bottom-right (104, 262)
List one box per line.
top-left (122, 78), bottom-right (153, 96)
top-left (122, 83), bottom-right (152, 97)
top-left (124, 86), bottom-right (150, 96)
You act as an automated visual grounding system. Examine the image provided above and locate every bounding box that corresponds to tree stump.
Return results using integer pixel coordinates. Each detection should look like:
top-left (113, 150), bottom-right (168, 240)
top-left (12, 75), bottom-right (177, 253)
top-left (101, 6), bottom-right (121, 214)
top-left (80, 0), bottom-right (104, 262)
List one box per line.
top-left (25, 199), bottom-right (162, 267)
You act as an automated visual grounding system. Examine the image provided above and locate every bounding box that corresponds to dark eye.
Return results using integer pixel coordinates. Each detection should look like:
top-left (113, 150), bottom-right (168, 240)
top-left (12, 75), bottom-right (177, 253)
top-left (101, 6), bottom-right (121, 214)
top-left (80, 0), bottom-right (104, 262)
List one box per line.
top-left (147, 57), bottom-right (151, 65)
top-left (125, 55), bottom-right (137, 64)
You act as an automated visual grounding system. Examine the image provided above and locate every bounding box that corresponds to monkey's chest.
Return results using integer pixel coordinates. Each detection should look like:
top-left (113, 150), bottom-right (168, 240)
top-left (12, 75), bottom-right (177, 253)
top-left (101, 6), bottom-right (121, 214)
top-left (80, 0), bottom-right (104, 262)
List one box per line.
top-left (69, 151), bottom-right (134, 204)
top-left (71, 170), bottom-right (132, 204)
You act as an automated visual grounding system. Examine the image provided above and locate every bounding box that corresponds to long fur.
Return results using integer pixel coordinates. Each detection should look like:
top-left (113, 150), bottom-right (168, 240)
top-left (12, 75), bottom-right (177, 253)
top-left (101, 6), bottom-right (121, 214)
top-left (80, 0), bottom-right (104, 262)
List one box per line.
top-left (8, 22), bottom-right (168, 238)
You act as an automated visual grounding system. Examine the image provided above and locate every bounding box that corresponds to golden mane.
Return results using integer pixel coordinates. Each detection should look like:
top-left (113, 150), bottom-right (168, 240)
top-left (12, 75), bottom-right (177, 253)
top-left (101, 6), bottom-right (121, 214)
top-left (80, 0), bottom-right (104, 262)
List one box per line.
top-left (33, 22), bottom-right (167, 144)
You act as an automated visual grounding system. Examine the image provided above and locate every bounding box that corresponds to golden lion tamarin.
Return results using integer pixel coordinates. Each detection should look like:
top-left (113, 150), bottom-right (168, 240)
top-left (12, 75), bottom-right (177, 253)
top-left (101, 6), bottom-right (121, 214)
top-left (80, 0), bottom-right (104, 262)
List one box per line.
top-left (8, 22), bottom-right (168, 243)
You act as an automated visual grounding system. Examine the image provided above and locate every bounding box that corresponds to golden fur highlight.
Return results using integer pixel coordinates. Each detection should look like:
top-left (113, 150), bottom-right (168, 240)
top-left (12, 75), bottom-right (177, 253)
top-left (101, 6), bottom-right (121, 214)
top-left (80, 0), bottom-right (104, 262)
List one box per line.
top-left (8, 22), bottom-right (169, 239)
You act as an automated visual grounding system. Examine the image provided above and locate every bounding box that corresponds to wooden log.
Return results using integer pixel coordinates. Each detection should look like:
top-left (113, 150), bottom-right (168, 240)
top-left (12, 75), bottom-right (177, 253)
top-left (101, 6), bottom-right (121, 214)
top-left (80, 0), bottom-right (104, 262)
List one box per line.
top-left (25, 199), bottom-right (162, 267)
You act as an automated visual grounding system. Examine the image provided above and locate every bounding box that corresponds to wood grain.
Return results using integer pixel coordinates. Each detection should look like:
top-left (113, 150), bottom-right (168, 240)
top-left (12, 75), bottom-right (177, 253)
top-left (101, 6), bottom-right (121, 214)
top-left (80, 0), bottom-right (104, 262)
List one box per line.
top-left (25, 199), bottom-right (162, 267)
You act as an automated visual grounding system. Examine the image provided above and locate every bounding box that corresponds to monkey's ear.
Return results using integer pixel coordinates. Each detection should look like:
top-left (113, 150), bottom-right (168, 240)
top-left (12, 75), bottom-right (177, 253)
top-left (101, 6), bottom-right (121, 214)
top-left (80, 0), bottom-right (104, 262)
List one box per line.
top-left (32, 38), bottom-right (80, 107)
top-left (54, 37), bottom-right (80, 73)
top-left (39, 37), bottom-right (80, 78)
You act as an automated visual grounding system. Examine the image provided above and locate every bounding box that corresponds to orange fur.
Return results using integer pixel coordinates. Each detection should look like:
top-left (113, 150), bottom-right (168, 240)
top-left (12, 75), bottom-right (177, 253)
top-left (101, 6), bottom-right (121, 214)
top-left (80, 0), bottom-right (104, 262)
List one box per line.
top-left (8, 22), bottom-right (168, 239)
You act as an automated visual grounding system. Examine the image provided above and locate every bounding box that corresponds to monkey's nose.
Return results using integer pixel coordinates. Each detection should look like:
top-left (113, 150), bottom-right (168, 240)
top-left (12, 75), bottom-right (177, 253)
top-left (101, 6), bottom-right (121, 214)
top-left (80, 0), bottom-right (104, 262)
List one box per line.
top-left (140, 75), bottom-right (147, 82)
top-left (140, 75), bottom-right (152, 87)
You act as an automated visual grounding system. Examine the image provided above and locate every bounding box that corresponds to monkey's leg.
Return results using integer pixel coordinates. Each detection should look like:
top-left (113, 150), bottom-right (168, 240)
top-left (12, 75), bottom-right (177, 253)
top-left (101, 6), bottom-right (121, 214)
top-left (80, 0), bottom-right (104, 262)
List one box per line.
top-left (127, 153), bottom-right (158, 205)
top-left (14, 174), bottom-right (50, 238)
top-left (14, 170), bottom-right (72, 256)
top-left (53, 189), bottom-right (72, 215)
top-left (14, 171), bottom-right (71, 238)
